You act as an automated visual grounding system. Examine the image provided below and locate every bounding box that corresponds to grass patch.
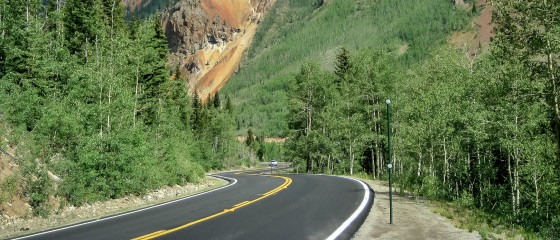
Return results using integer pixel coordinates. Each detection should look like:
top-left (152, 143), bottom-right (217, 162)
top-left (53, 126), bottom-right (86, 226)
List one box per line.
top-left (431, 201), bottom-right (535, 240)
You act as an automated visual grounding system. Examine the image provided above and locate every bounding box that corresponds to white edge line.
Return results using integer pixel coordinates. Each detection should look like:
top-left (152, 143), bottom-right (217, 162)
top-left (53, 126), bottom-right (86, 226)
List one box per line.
top-left (12, 174), bottom-right (237, 240)
top-left (325, 176), bottom-right (371, 240)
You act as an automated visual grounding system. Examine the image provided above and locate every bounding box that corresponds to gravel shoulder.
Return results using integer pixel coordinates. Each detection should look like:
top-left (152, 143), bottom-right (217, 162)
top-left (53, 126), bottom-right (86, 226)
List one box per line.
top-left (0, 176), bottom-right (227, 239)
top-left (352, 178), bottom-right (482, 240)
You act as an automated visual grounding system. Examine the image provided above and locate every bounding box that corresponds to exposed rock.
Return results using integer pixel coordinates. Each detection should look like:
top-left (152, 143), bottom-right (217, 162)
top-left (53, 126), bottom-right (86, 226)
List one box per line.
top-left (47, 171), bottom-right (61, 183)
top-left (162, 0), bottom-right (276, 102)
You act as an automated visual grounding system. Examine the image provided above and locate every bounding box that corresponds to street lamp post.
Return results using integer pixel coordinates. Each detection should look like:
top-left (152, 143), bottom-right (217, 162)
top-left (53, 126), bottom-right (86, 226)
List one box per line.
top-left (386, 99), bottom-right (393, 225)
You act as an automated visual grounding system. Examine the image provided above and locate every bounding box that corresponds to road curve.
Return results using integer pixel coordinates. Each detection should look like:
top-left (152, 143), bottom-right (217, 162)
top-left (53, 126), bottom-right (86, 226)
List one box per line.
top-left (10, 171), bottom-right (373, 240)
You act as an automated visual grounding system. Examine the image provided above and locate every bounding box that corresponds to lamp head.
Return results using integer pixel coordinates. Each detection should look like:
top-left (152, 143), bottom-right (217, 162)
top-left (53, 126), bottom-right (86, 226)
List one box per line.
top-left (386, 99), bottom-right (391, 104)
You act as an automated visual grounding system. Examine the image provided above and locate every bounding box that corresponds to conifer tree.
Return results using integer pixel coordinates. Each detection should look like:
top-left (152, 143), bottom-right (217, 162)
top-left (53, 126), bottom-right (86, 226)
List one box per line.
top-left (137, 16), bottom-right (169, 125)
top-left (246, 128), bottom-right (255, 148)
top-left (100, 0), bottom-right (125, 37)
top-left (63, 0), bottom-right (104, 57)
top-left (334, 47), bottom-right (351, 86)
top-left (225, 96), bottom-right (233, 114)
top-left (213, 91), bottom-right (221, 109)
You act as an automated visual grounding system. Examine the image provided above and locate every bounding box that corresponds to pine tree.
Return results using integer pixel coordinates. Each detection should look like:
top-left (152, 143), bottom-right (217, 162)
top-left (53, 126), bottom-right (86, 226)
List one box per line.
top-left (213, 91), bottom-right (221, 109)
top-left (225, 96), bottom-right (233, 114)
top-left (246, 128), bottom-right (254, 148)
top-left (63, 0), bottom-right (104, 58)
top-left (100, 0), bottom-right (125, 37)
top-left (334, 47), bottom-right (351, 86)
top-left (137, 16), bottom-right (169, 125)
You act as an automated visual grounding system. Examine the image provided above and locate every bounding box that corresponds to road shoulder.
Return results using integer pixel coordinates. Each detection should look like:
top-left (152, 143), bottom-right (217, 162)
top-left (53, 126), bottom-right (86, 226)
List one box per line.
top-left (0, 176), bottom-right (227, 239)
top-left (351, 178), bottom-right (481, 240)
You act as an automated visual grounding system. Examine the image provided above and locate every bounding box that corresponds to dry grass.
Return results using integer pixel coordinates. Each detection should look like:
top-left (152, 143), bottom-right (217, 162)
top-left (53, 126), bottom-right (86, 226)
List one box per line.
top-left (431, 201), bottom-right (532, 240)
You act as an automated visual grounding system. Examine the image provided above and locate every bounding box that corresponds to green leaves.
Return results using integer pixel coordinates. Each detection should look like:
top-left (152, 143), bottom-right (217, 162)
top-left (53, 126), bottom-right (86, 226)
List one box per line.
top-left (0, 1), bottom-right (244, 214)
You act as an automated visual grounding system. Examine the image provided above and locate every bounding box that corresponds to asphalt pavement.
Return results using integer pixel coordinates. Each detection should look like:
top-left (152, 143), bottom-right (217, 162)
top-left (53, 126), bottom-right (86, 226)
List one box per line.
top-left (11, 170), bottom-right (373, 240)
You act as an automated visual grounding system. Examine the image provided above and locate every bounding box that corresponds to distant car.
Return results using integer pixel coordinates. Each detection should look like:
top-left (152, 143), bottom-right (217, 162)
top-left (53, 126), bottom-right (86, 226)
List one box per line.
top-left (270, 160), bottom-right (278, 166)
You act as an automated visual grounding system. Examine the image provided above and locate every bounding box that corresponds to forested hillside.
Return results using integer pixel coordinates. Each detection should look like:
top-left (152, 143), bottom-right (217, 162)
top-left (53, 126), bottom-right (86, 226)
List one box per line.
top-left (0, 0), bottom-right (250, 217)
top-left (221, 0), bottom-right (472, 137)
top-left (124, 0), bottom-right (180, 19)
top-left (280, 0), bottom-right (559, 239)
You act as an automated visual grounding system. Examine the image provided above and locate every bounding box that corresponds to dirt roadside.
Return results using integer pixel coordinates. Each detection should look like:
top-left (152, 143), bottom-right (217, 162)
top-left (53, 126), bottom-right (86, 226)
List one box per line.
top-left (352, 178), bottom-right (482, 240)
top-left (0, 176), bottom-right (227, 239)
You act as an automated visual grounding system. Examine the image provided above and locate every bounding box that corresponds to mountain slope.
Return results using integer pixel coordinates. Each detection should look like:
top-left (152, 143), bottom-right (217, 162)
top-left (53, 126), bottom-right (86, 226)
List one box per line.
top-left (221, 0), bottom-right (473, 137)
top-left (162, 0), bottom-right (276, 103)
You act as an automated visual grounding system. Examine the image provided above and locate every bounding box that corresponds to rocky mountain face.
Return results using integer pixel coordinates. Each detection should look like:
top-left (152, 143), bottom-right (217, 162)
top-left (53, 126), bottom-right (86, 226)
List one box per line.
top-left (161, 0), bottom-right (276, 102)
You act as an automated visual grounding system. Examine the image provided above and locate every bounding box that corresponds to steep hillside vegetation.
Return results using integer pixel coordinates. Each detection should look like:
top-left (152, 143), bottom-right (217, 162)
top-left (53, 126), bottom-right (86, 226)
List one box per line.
top-left (0, 0), bottom-right (252, 219)
top-left (124, 0), bottom-right (180, 19)
top-left (221, 0), bottom-right (473, 137)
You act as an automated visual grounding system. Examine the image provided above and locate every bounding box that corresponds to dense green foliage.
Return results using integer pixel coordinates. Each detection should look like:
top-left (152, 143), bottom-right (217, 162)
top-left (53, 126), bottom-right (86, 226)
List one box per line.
top-left (221, 0), bottom-right (473, 137)
top-left (125, 0), bottom-right (180, 20)
top-left (0, 0), bottom-right (250, 213)
top-left (283, 0), bottom-right (560, 238)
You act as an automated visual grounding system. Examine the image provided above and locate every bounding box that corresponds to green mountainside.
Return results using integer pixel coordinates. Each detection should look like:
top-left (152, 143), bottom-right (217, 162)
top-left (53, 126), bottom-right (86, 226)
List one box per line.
top-left (125, 0), bottom-right (180, 19)
top-left (221, 0), bottom-right (471, 137)
top-left (222, 0), bottom-right (560, 238)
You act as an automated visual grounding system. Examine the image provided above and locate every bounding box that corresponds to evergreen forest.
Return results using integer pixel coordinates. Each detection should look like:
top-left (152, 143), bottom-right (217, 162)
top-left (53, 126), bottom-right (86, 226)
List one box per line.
top-left (0, 0), bottom-right (250, 216)
top-left (125, 0), bottom-right (180, 19)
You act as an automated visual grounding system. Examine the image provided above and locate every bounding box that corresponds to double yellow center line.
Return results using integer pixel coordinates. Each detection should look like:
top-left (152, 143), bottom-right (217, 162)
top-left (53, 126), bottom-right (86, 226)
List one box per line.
top-left (132, 173), bottom-right (292, 240)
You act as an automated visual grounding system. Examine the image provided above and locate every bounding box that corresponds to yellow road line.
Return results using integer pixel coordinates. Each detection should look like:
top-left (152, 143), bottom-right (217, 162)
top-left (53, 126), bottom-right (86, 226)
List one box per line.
top-left (131, 173), bottom-right (292, 240)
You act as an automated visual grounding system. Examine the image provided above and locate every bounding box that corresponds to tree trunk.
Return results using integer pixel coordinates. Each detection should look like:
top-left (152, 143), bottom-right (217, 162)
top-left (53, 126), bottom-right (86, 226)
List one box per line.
top-left (349, 140), bottom-right (354, 175)
top-left (134, 67), bottom-right (139, 127)
top-left (417, 150), bottom-right (422, 177)
top-left (443, 137), bottom-right (448, 185)
top-left (85, 37), bottom-right (88, 63)
top-left (25, 3), bottom-right (29, 31)
top-left (111, 0), bottom-right (115, 39)
top-left (430, 140), bottom-right (434, 178)
top-left (97, 37), bottom-right (103, 136)
top-left (371, 145), bottom-right (375, 179)
top-left (532, 159), bottom-right (540, 211)
top-left (547, 39), bottom-right (560, 154)
top-left (515, 148), bottom-right (520, 222)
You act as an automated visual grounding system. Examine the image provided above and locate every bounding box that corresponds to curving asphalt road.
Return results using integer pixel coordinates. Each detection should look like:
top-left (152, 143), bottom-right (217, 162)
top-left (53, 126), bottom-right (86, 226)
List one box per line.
top-left (10, 170), bottom-right (373, 240)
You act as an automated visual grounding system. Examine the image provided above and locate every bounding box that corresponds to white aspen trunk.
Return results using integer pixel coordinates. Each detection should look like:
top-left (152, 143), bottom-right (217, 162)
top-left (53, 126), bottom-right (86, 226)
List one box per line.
top-left (548, 40), bottom-right (560, 137)
top-left (307, 101), bottom-right (312, 136)
top-left (371, 145), bottom-right (375, 179)
top-left (96, 36), bottom-right (103, 136)
top-left (349, 140), bottom-right (354, 175)
top-left (417, 150), bottom-right (422, 177)
top-left (430, 140), bottom-right (434, 178)
top-left (107, 82), bottom-right (112, 135)
top-left (515, 148), bottom-right (520, 222)
top-left (478, 150), bottom-right (482, 208)
top-left (327, 154), bottom-right (330, 174)
top-left (533, 161), bottom-right (540, 211)
top-left (508, 153), bottom-right (516, 220)
top-left (443, 137), bottom-right (448, 185)
top-left (26, 3), bottom-right (29, 31)
top-left (134, 67), bottom-right (139, 127)
top-left (85, 38), bottom-right (88, 63)
top-left (213, 136), bottom-right (218, 155)
top-left (111, 0), bottom-right (115, 39)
